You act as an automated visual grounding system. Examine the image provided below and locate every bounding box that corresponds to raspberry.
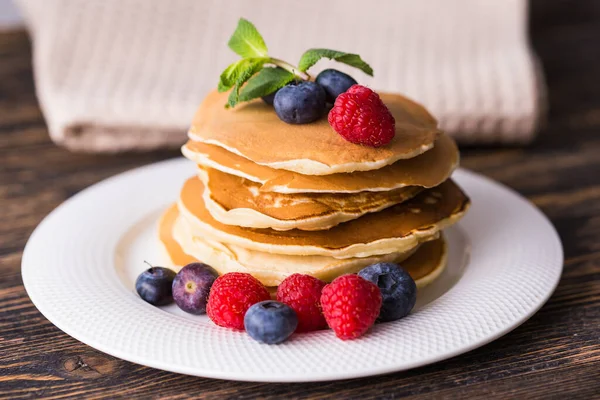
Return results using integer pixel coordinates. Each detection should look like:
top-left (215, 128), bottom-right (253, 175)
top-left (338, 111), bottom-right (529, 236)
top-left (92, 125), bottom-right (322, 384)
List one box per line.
top-left (276, 274), bottom-right (327, 332)
top-left (320, 274), bottom-right (382, 340)
top-left (328, 85), bottom-right (395, 147)
top-left (206, 272), bottom-right (270, 330)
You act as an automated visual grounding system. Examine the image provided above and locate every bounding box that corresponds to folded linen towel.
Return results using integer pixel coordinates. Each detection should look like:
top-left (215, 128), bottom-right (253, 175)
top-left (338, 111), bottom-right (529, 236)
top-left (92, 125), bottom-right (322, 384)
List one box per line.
top-left (17, 0), bottom-right (544, 152)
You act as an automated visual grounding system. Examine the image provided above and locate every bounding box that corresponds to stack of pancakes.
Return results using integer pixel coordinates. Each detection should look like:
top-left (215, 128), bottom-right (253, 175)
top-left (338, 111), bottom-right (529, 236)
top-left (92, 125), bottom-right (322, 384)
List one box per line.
top-left (159, 90), bottom-right (470, 289)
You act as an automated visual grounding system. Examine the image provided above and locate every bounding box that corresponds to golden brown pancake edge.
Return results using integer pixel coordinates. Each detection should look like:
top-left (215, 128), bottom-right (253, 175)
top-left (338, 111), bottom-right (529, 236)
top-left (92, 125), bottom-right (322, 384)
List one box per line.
top-left (183, 133), bottom-right (459, 193)
top-left (188, 90), bottom-right (441, 174)
top-left (176, 176), bottom-right (469, 258)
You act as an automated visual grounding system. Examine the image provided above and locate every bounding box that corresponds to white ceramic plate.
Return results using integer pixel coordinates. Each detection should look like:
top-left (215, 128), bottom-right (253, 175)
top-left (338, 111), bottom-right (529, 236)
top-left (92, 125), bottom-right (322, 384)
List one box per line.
top-left (22, 159), bottom-right (563, 382)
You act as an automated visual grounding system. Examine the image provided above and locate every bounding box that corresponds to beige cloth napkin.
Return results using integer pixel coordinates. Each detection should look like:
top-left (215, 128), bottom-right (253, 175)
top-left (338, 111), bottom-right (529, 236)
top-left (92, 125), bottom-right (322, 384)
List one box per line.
top-left (17, 0), bottom-right (544, 152)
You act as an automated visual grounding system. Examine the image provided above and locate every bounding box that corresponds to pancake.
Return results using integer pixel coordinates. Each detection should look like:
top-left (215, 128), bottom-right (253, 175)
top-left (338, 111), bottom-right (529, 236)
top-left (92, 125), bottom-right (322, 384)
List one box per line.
top-left (177, 176), bottom-right (469, 258)
top-left (198, 167), bottom-right (423, 231)
top-left (159, 204), bottom-right (446, 288)
top-left (399, 233), bottom-right (447, 288)
top-left (183, 133), bottom-right (459, 194)
top-left (188, 90), bottom-right (440, 175)
top-left (157, 204), bottom-right (199, 268)
top-left (172, 211), bottom-right (421, 287)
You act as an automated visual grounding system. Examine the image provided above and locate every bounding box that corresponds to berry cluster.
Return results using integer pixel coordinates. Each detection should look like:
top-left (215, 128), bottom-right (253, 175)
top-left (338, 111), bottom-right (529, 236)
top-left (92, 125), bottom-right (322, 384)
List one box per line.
top-left (136, 260), bottom-right (417, 344)
top-left (269, 69), bottom-right (356, 124)
top-left (218, 18), bottom-right (396, 147)
top-left (267, 72), bottom-right (396, 148)
top-left (135, 262), bottom-right (218, 313)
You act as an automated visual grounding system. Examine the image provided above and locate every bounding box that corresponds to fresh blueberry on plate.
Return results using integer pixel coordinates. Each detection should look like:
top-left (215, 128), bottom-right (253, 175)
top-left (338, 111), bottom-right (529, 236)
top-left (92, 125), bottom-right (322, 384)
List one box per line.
top-left (244, 300), bottom-right (298, 344)
top-left (358, 262), bottom-right (417, 322)
top-left (135, 264), bottom-right (176, 306)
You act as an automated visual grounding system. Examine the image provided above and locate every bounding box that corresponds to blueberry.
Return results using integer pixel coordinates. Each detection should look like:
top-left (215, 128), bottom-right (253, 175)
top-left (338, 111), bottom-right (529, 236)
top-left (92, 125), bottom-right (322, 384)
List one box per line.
top-left (261, 90), bottom-right (278, 106)
top-left (244, 301), bottom-right (298, 344)
top-left (172, 262), bottom-right (219, 315)
top-left (135, 265), bottom-right (176, 306)
top-left (273, 81), bottom-right (326, 124)
top-left (358, 263), bottom-right (417, 322)
top-left (315, 69), bottom-right (357, 103)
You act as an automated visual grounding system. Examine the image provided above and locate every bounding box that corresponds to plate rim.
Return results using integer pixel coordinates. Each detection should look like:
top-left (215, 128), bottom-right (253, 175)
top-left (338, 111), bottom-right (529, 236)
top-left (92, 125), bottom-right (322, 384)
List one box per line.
top-left (22, 158), bottom-right (563, 382)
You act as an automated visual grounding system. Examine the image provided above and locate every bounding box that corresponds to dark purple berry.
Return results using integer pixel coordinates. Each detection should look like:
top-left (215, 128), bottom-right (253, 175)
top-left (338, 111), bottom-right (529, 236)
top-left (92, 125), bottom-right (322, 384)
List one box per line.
top-left (135, 265), bottom-right (176, 306)
top-left (172, 263), bottom-right (218, 315)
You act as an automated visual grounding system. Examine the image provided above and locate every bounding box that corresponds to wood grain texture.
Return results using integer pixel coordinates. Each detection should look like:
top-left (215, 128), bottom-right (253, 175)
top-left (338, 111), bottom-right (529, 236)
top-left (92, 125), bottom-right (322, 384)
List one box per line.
top-left (1, 1), bottom-right (600, 398)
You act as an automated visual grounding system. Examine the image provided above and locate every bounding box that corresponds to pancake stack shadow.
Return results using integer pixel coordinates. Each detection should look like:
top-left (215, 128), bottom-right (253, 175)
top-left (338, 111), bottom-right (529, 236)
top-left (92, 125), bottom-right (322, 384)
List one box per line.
top-left (159, 90), bottom-right (470, 289)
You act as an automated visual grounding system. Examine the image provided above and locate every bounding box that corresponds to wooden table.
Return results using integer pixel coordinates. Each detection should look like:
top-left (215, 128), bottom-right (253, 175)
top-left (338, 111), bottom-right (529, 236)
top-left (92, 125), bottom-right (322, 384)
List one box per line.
top-left (1, 3), bottom-right (599, 398)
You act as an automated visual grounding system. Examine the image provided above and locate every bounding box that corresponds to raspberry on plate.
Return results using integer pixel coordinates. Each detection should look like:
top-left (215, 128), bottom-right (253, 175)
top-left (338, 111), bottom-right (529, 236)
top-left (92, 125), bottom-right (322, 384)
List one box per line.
top-left (276, 274), bottom-right (327, 332)
top-left (206, 272), bottom-right (270, 330)
top-left (328, 84), bottom-right (396, 147)
top-left (320, 274), bottom-right (382, 340)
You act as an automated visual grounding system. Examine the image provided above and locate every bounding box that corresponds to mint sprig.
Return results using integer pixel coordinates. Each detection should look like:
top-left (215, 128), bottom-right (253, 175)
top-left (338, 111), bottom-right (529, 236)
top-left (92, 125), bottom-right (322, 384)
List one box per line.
top-left (218, 18), bottom-right (374, 108)
top-left (218, 57), bottom-right (268, 92)
top-left (298, 49), bottom-right (373, 76)
top-left (227, 18), bottom-right (268, 58)
top-left (219, 57), bottom-right (269, 108)
top-left (239, 67), bottom-right (296, 102)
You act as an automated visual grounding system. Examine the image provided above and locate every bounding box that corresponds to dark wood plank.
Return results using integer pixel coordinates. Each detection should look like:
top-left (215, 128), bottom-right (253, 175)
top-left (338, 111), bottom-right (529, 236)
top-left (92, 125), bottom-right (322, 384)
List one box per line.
top-left (1, 0), bottom-right (600, 397)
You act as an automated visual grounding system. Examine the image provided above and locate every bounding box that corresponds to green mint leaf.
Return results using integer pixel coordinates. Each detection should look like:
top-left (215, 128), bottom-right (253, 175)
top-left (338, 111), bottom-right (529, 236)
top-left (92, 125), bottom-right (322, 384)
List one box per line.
top-left (221, 58), bottom-right (268, 107)
top-left (217, 81), bottom-right (229, 92)
top-left (226, 85), bottom-right (240, 108)
top-left (228, 18), bottom-right (268, 58)
top-left (239, 67), bottom-right (296, 102)
top-left (218, 57), bottom-right (268, 93)
top-left (297, 49), bottom-right (373, 76)
top-left (218, 59), bottom-right (245, 92)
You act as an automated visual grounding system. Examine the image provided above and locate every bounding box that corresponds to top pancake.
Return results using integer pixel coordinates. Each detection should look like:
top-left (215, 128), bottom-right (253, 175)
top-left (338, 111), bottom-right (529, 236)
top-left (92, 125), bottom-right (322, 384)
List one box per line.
top-left (182, 133), bottom-right (458, 194)
top-left (188, 90), bottom-right (440, 175)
